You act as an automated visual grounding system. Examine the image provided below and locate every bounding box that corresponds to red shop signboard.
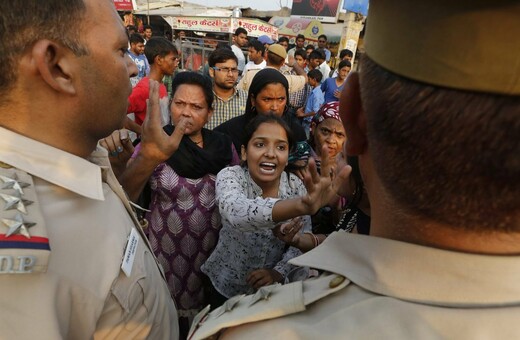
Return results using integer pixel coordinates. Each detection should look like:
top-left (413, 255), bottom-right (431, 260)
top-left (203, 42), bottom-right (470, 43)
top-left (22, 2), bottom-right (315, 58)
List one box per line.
top-left (113, 0), bottom-right (134, 11)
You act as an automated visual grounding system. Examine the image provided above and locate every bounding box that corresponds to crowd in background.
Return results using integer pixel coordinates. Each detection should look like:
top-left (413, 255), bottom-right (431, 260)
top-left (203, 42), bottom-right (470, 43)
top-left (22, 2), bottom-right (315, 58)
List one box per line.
top-left (119, 24), bottom-right (367, 338)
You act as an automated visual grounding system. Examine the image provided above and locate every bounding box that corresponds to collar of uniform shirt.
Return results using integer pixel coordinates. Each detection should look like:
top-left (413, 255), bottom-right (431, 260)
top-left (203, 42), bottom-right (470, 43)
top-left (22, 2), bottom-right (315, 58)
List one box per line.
top-left (290, 232), bottom-right (520, 306)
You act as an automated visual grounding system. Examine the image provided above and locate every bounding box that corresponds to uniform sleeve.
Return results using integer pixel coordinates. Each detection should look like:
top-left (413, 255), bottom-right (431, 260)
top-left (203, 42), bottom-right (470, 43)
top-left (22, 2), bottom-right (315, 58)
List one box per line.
top-left (242, 63), bottom-right (250, 75)
top-left (216, 166), bottom-right (281, 232)
top-left (287, 75), bottom-right (306, 93)
top-left (237, 74), bottom-right (247, 91)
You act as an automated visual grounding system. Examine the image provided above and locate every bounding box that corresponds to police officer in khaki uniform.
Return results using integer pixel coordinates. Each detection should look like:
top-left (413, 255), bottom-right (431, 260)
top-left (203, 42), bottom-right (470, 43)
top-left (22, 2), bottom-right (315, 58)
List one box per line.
top-left (0, 0), bottom-right (178, 338)
top-left (189, 0), bottom-right (520, 338)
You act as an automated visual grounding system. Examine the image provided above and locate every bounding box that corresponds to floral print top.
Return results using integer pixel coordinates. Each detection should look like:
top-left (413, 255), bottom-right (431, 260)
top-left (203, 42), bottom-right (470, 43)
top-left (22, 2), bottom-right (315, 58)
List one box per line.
top-left (201, 165), bottom-right (311, 298)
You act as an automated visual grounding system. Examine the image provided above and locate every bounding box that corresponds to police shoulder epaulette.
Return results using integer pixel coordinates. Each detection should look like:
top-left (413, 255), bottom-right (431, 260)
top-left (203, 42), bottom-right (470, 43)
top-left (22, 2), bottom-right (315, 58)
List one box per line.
top-left (0, 165), bottom-right (50, 274)
top-left (188, 273), bottom-right (349, 340)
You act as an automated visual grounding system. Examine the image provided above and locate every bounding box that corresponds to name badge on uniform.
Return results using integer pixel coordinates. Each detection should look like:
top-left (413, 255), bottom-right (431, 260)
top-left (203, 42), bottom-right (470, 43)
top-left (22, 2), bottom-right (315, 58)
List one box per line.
top-left (121, 227), bottom-right (139, 277)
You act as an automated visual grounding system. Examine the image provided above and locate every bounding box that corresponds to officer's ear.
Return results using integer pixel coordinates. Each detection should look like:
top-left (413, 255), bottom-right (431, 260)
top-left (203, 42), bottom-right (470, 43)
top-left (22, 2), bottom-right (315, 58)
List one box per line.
top-left (339, 72), bottom-right (367, 156)
top-left (29, 39), bottom-right (77, 95)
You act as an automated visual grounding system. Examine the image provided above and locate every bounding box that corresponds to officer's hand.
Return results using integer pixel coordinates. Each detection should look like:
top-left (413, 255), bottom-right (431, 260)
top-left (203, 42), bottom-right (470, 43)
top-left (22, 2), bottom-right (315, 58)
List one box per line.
top-left (139, 80), bottom-right (187, 163)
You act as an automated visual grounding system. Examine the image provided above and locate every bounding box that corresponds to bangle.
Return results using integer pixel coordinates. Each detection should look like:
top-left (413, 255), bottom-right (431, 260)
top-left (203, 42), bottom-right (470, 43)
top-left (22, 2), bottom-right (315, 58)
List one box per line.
top-left (305, 232), bottom-right (320, 248)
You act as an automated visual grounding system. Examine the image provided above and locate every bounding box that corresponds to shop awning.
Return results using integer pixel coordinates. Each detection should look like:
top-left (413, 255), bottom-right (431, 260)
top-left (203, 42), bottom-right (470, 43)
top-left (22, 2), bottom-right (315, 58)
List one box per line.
top-left (114, 0), bottom-right (136, 11)
top-left (269, 16), bottom-right (342, 44)
top-left (159, 16), bottom-right (277, 39)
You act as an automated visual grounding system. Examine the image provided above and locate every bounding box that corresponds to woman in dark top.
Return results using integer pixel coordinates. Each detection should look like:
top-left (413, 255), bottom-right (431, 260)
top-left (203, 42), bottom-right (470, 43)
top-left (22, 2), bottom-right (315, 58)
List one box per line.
top-left (215, 68), bottom-right (307, 153)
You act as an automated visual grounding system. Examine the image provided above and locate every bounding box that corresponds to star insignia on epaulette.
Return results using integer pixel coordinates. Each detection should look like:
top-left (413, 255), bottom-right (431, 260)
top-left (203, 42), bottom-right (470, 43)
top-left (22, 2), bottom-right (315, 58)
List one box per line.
top-left (0, 193), bottom-right (33, 214)
top-left (2, 213), bottom-right (36, 238)
top-left (248, 285), bottom-right (276, 307)
top-left (0, 174), bottom-right (30, 195)
top-left (211, 294), bottom-right (245, 318)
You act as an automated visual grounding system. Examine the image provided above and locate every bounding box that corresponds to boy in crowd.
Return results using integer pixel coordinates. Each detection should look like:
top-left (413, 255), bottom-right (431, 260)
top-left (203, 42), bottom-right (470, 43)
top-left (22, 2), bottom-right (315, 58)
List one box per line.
top-left (317, 48), bottom-right (331, 81)
top-left (231, 27), bottom-right (248, 75)
top-left (127, 37), bottom-right (179, 130)
top-left (278, 36), bottom-right (290, 51)
top-left (127, 33), bottom-right (150, 87)
top-left (242, 39), bottom-right (266, 74)
top-left (288, 49), bottom-right (311, 113)
top-left (317, 34), bottom-right (331, 61)
top-left (296, 69), bottom-right (324, 137)
top-left (331, 49), bottom-right (354, 77)
top-left (143, 25), bottom-right (153, 44)
top-left (288, 33), bottom-right (306, 63)
top-left (306, 49), bottom-right (325, 73)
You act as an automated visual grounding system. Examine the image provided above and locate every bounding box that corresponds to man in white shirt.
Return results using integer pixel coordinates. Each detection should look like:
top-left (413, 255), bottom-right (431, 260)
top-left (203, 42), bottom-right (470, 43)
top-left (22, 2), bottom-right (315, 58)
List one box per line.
top-left (242, 39), bottom-right (266, 75)
top-left (231, 27), bottom-right (248, 75)
top-left (317, 48), bottom-right (331, 81)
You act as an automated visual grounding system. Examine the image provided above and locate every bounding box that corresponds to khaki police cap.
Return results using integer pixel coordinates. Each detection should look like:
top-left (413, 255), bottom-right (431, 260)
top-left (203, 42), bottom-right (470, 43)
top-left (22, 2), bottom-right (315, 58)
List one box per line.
top-left (268, 44), bottom-right (288, 60)
top-left (364, 0), bottom-right (520, 95)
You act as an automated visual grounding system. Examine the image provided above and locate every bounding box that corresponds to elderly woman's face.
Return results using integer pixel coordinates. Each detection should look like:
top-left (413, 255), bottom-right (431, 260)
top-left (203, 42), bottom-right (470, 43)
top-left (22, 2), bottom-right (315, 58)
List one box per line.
top-left (251, 83), bottom-right (287, 117)
top-left (314, 118), bottom-right (346, 159)
top-left (170, 84), bottom-right (211, 136)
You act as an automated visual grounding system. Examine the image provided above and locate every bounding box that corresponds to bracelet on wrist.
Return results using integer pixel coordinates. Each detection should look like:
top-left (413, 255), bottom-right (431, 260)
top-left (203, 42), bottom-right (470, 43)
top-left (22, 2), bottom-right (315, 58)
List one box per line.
top-left (304, 232), bottom-right (321, 248)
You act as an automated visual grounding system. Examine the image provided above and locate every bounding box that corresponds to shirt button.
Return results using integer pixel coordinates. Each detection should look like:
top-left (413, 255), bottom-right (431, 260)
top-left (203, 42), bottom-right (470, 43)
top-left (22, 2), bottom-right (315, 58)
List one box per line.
top-left (329, 275), bottom-right (346, 288)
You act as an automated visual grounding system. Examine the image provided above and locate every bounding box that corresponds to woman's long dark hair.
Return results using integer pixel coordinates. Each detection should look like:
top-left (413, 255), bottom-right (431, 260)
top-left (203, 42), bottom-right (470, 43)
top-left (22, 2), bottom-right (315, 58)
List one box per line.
top-left (245, 68), bottom-right (290, 118)
top-left (241, 114), bottom-right (295, 168)
top-left (242, 114), bottom-right (295, 151)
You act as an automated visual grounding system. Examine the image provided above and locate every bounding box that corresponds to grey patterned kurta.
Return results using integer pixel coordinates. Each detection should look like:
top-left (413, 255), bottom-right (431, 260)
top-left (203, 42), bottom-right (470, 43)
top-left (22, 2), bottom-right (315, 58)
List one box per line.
top-left (201, 165), bottom-right (311, 298)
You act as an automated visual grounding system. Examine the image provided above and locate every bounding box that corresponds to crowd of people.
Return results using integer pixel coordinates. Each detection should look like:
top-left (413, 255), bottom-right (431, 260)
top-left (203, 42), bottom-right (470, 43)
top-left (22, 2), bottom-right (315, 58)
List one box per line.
top-left (115, 25), bottom-right (362, 336)
top-left (1, 0), bottom-right (518, 339)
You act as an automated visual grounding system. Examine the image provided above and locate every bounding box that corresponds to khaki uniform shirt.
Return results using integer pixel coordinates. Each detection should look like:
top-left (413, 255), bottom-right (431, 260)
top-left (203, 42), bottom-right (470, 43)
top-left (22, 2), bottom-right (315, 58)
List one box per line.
top-left (0, 127), bottom-right (178, 339)
top-left (190, 232), bottom-right (520, 339)
top-left (237, 66), bottom-right (306, 94)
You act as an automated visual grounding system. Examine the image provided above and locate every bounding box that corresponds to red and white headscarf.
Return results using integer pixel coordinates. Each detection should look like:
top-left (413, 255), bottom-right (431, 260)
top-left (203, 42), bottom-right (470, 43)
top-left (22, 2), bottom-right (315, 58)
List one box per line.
top-left (312, 101), bottom-right (341, 126)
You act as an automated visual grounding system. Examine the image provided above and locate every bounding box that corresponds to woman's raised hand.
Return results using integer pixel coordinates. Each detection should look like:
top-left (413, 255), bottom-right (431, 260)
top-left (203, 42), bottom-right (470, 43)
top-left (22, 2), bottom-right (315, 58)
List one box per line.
top-left (140, 80), bottom-right (187, 163)
top-left (301, 144), bottom-right (352, 215)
